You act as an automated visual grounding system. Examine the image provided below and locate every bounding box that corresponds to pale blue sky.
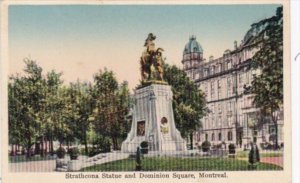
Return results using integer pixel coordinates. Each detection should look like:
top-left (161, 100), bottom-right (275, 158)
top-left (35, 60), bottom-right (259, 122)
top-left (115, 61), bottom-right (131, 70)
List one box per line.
top-left (9, 5), bottom-right (280, 90)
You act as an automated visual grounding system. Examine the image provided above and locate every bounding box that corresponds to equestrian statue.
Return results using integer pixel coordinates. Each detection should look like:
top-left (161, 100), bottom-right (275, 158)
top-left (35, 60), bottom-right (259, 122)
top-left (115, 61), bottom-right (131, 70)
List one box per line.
top-left (140, 33), bottom-right (166, 85)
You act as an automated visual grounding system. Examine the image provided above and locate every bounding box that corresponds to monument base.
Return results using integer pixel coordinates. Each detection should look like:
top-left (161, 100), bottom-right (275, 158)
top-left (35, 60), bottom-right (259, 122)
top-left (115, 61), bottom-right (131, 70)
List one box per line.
top-left (121, 84), bottom-right (187, 154)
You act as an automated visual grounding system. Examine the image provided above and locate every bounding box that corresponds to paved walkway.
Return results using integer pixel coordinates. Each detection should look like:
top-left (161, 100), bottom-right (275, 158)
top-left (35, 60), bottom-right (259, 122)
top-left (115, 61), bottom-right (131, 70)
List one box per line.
top-left (260, 157), bottom-right (283, 167)
top-left (82, 152), bottom-right (130, 169)
top-left (238, 157), bottom-right (283, 168)
top-left (9, 160), bottom-right (56, 172)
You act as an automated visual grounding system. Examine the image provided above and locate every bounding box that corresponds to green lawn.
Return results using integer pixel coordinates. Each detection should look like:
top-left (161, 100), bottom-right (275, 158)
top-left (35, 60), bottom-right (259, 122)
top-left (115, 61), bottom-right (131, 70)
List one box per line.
top-left (9, 155), bottom-right (56, 163)
top-left (81, 157), bottom-right (283, 171)
top-left (236, 151), bottom-right (283, 158)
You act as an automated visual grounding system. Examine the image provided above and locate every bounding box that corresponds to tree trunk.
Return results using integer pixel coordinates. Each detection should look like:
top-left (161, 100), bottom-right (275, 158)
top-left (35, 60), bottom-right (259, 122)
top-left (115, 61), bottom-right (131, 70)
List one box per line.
top-left (67, 140), bottom-right (70, 150)
top-left (113, 138), bottom-right (117, 151)
top-left (50, 136), bottom-right (54, 154)
top-left (48, 140), bottom-right (51, 154)
top-left (40, 137), bottom-right (44, 157)
top-left (84, 131), bottom-right (88, 155)
top-left (27, 140), bottom-right (31, 158)
top-left (10, 144), bottom-right (15, 156)
top-left (190, 133), bottom-right (193, 150)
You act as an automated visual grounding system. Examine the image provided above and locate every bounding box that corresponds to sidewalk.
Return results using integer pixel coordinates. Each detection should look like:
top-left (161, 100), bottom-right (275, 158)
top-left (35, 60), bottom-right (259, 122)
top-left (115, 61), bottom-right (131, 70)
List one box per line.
top-left (237, 156), bottom-right (283, 168)
top-left (260, 157), bottom-right (283, 167)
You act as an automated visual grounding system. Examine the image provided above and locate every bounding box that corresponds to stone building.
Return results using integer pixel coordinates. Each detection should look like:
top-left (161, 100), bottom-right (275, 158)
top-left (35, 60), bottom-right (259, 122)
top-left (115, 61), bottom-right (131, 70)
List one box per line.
top-left (182, 14), bottom-right (283, 149)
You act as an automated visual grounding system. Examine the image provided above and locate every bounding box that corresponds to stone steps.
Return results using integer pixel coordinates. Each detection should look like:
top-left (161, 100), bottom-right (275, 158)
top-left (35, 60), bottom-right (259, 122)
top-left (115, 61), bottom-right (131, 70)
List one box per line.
top-left (81, 153), bottom-right (130, 169)
top-left (56, 167), bottom-right (68, 172)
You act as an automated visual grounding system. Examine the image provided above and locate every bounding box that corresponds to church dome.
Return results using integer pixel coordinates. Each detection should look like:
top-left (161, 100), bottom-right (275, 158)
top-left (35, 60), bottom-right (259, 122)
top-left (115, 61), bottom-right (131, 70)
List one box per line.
top-left (183, 36), bottom-right (203, 54)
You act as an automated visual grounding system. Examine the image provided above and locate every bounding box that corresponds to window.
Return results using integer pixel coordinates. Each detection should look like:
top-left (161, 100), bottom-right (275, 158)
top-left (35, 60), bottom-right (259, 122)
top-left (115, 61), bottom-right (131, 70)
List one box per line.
top-left (205, 83), bottom-right (208, 95)
top-left (228, 116), bottom-right (232, 127)
top-left (250, 70), bottom-right (256, 82)
top-left (246, 72), bottom-right (250, 84)
top-left (239, 73), bottom-right (244, 83)
top-left (228, 131), bottom-right (233, 141)
top-left (205, 134), bottom-right (208, 141)
top-left (218, 117), bottom-right (222, 127)
top-left (211, 81), bottom-right (215, 99)
top-left (218, 104), bottom-right (221, 113)
top-left (227, 101), bottom-right (232, 112)
top-left (217, 80), bottom-right (222, 99)
top-left (218, 133), bottom-right (222, 141)
top-left (227, 77), bottom-right (232, 97)
top-left (212, 133), bottom-right (215, 141)
top-left (211, 104), bottom-right (215, 114)
top-left (218, 80), bottom-right (221, 88)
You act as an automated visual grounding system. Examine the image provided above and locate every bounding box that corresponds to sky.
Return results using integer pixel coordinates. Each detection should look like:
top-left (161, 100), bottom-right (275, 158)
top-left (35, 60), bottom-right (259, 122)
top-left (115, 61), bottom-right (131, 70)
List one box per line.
top-left (9, 4), bottom-right (280, 90)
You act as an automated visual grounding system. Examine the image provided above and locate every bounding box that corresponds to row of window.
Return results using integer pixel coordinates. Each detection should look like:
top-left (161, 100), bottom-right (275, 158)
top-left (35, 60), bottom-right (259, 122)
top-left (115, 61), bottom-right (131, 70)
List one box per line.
top-left (205, 131), bottom-right (233, 141)
top-left (203, 116), bottom-right (233, 129)
top-left (201, 70), bottom-right (257, 100)
top-left (202, 61), bottom-right (232, 78)
top-left (183, 53), bottom-right (203, 61)
top-left (209, 102), bottom-right (233, 115)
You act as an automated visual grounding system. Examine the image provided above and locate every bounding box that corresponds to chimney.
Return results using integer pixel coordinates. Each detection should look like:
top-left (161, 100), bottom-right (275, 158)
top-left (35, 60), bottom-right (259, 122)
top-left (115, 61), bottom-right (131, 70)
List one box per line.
top-left (234, 40), bottom-right (237, 50)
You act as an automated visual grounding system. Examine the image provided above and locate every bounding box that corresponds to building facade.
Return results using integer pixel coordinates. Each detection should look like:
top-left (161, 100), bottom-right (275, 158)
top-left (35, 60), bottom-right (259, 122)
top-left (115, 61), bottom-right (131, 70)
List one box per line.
top-left (182, 13), bottom-right (283, 149)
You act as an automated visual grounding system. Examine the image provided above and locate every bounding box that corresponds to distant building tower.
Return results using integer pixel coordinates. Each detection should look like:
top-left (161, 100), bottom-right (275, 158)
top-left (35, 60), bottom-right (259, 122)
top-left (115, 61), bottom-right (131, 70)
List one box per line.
top-left (182, 36), bottom-right (203, 80)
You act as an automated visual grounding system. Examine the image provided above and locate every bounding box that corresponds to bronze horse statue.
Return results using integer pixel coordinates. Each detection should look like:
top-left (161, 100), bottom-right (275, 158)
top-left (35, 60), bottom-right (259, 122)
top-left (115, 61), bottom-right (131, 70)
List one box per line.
top-left (140, 33), bottom-right (164, 82)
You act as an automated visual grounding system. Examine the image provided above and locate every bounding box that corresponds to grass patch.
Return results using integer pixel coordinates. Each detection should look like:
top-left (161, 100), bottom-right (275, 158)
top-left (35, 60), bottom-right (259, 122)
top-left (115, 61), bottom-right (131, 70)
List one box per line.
top-left (9, 155), bottom-right (56, 163)
top-left (81, 157), bottom-right (283, 171)
top-left (236, 151), bottom-right (283, 158)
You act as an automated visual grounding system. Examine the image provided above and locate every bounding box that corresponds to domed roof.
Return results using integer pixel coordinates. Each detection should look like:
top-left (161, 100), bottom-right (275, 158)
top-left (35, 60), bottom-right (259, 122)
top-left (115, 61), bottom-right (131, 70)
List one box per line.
top-left (183, 36), bottom-right (203, 54)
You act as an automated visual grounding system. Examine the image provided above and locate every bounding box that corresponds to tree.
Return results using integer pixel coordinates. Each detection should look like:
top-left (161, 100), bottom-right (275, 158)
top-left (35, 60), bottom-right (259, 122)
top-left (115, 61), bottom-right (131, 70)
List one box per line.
top-left (44, 70), bottom-right (66, 153)
top-left (114, 81), bottom-right (131, 149)
top-left (70, 81), bottom-right (95, 155)
top-left (8, 78), bottom-right (26, 155)
top-left (92, 69), bottom-right (131, 150)
top-left (8, 59), bottom-right (47, 157)
top-left (163, 63), bottom-right (208, 149)
top-left (246, 6), bottom-right (283, 149)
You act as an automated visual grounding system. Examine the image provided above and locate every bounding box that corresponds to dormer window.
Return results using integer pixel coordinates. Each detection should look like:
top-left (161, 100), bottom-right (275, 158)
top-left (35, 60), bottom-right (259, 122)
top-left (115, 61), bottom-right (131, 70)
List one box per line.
top-left (227, 61), bottom-right (231, 70)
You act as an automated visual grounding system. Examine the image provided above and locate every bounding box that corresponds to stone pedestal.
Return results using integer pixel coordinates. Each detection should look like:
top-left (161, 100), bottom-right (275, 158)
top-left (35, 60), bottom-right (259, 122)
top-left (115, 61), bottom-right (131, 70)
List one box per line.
top-left (67, 160), bottom-right (82, 171)
top-left (121, 84), bottom-right (187, 153)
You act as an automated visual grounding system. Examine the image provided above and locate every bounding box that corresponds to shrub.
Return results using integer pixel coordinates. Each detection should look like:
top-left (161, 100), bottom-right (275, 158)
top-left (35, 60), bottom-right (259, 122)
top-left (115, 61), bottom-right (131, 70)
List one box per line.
top-left (68, 147), bottom-right (79, 160)
top-left (56, 147), bottom-right (66, 159)
top-left (80, 148), bottom-right (85, 155)
top-left (21, 149), bottom-right (26, 155)
top-left (228, 143), bottom-right (236, 154)
top-left (212, 142), bottom-right (226, 150)
top-left (88, 147), bottom-right (100, 157)
top-left (201, 141), bottom-right (211, 152)
top-left (140, 141), bottom-right (149, 154)
top-left (91, 136), bottom-right (112, 155)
